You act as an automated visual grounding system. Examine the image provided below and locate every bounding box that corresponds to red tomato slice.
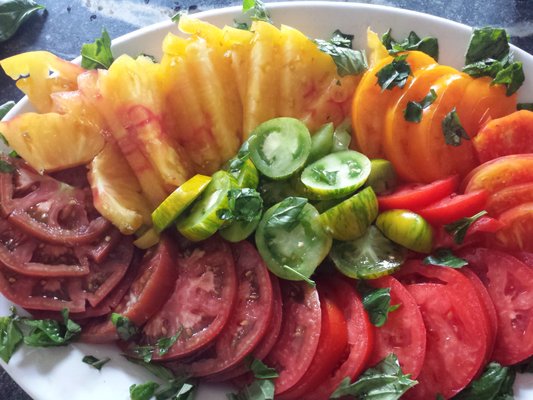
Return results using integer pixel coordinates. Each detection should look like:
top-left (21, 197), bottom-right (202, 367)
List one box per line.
top-left (473, 110), bottom-right (533, 163)
top-left (279, 285), bottom-right (348, 400)
top-left (175, 241), bottom-right (273, 377)
top-left (417, 190), bottom-right (488, 226)
top-left (403, 283), bottom-right (488, 399)
top-left (461, 248), bottom-right (533, 365)
top-left (366, 275), bottom-right (426, 379)
top-left (486, 182), bottom-right (533, 217)
top-left (433, 215), bottom-right (504, 250)
top-left (492, 202), bottom-right (533, 252)
top-left (304, 277), bottom-right (373, 400)
top-left (138, 236), bottom-right (237, 360)
top-left (377, 175), bottom-right (458, 211)
top-left (265, 280), bottom-right (322, 395)
top-left (80, 236), bottom-right (178, 343)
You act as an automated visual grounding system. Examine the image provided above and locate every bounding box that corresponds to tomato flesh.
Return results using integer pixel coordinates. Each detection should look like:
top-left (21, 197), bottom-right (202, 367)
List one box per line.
top-left (417, 190), bottom-right (488, 226)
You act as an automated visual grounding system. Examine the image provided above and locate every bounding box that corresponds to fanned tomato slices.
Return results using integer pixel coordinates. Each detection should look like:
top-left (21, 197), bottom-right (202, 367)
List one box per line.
top-left (366, 275), bottom-right (426, 379)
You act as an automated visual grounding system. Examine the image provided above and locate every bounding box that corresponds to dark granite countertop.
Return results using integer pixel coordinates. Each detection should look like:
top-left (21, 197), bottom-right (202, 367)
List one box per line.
top-left (1, 0), bottom-right (532, 399)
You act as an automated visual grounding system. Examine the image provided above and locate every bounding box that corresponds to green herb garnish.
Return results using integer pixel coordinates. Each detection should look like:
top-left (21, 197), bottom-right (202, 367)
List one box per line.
top-left (444, 210), bottom-right (488, 244)
top-left (423, 248), bottom-right (468, 268)
top-left (358, 282), bottom-right (400, 327)
top-left (442, 107), bottom-right (470, 146)
top-left (111, 313), bottom-right (139, 341)
top-left (404, 88), bottom-right (437, 123)
top-left (81, 28), bottom-right (115, 70)
top-left (82, 355), bottom-right (111, 371)
top-left (382, 29), bottom-right (439, 60)
top-left (0, 101), bottom-right (15, 120)
top-left (376, 54), bottom-right (411, 91)
top-left (454, 362), bottom-right (515, 399)
top-left (0, 0), bottom-right (45, 43)
top-left (517, 103), bottom-right (533, 111)
top-left (315, 30), bottom-right (368, 77)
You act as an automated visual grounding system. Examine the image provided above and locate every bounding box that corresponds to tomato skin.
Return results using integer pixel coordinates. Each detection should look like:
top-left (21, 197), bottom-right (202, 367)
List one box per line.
top-left (460, 248), bottom-right (533, 365)
top-left (378, 175), bottom-right (458, 211)
top-left (486, 182), bottom-right (533, 217)
top-left (473, 110), bottom-right (533, 163)
top-left (366, 275), bottom-right (426, 379)
top-left (417, 190), bottom-right (488, 226)
top-left (304, 277), bottom-right (373, 400)
top-left (278, 288), bottom-right (348, 400)
top-left (493, 202), bottom-right (533, 252)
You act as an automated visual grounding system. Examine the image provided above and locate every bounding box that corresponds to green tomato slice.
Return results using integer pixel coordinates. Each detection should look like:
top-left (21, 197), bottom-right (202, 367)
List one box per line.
top-left (255, 197), bottom-right (332, 282)
top-left (320, 187), bottom-right (378, 240)
top-left (364, 159), bottom-right (398, 195)
top-left (177, 171), bottom-right (238, 241)
top-left (151, 174), bottom-right (212, 233)
top-left (133, 228), bottom-right (160, 249)
top-left (308, 122), bottom-right (334, 164)
top-left (219, 213), bottom-right (261, 243)
top-left (235, 159), bottom-right (259, 189)
top-left (301, 150), bottom-right (371, 199)
top-left (376, 210), bottom-right (434, 253)
top-left (249, 117), bottom-right (312, 180)
top-left (329, 225), bottom-right (406, 279)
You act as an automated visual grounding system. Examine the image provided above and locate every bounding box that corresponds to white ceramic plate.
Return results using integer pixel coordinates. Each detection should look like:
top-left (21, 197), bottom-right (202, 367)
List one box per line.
top-left (2, 2), bottom-right (533, 399)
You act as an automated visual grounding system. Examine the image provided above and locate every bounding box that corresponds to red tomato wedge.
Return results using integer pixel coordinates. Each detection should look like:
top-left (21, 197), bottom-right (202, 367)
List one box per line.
top-left (493, 202), bottom-right (533, 252)
top-left (417, 190), bottom-right (488, 226)
top-left (137, 236), bottom-right (237, 361)
top-left (278, 285), bottom-right (348, 400)
top-left (174, 241), bottom-right (273, 377)
top-left (304, 277), bottom-right (373, 400)
top-left (486, 182), bottom-right (533, 217)
top-left (403, 283), bottom-right (488, 399)
top-left (378, 175), bottom-right (458, 211)
top-left (461, 248), bottom-right (533, 365)
top-left (473, 110), bottom-right (533, 163)
top-left (80, 236), bottom-right (178, 343)
top-left (265, 280), bottom-right (322, 396)
top-left (366, 275), bottom-right (426, 379)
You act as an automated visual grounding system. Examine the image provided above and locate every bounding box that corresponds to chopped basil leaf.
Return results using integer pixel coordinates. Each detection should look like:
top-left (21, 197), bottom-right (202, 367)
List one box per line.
top-left (492, 61), bottom-right (525, 96)
top-left (241, 0), bottom-right (271, 23)
top-left (171, 10), bottom-right (187, 24)
top-left (376, 54), bottom-right (411, 91)
top-left (0, 133), bottom-right (9, 146)
top-left (81, 28), bottom-right (115, 70)
top-left (0, 159), bottom-right (15, 173)
top-left (0, 0), bottom-right (45, 43)
top-left (0, 307), bottom-right (23, 363)
top-left (132, 328), bottom-right (182, 363)
top-left (331, 354), bottom-right (417, 399)
top-left (311, 167), bottom-right (337, 186)
top-left (358, 282), bottom-right (400, 327)
top-left (442, 107), bottom-right (470, 146)
top-left (465, 27), bottom-right (510, 65)
top-left (404, 89), bottom-right (437, 123)
top-left (518, 103), bottom-right (533, 111)
top-left (250, 359), bottom-right (279, 380)
top-left (125, 356), bottom-right (176, 381)
top-left (444, 210), bottom-right (488, 245)
top-left (22, 309), bottom-right (81, 347)
top-left (265, 197), bottom-right (308, 231)
top-left (111, 313), bottom-right (139, 341)
top-left (463, 58), bottom-right (505, 78)
top-left (82, 355), bottom-right (111, 371)
top-left (0, 101), bottom-right (15, 120)
top-left (8, 150), bottom-right (18, 158)
top-left (233, 21), bottom-right (250, 30)
top-left (423, 248), bottom-right (468, 268)
top-left (315, 30), bottom-right (368, 77)
top-left (227, 141), bottom-right (251, 175)
top-left (454, 362), bottom-right (515, 400)
top-left (382, 29), bottom-right (439, 60)
top-left (231, 188), bottom-right (263, 222)
top-left (130, 382), bottom-right (159, 400)
top-left (227, 378), bottom-right (275, 400)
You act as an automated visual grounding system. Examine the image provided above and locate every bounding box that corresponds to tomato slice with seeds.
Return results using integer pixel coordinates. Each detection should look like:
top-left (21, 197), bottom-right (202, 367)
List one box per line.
top-left (366, 275), bottom-right (426, 379)
top-left (305, 277), bottom-right (373, 400)
top-left (492, 202), bottom-right (533, 252)
top-left (265, 280), bottom-right (322, 396)
top-left (174, 240), bottom-right (273, 376)
top-left (135, 236), bottom-right (238, 360)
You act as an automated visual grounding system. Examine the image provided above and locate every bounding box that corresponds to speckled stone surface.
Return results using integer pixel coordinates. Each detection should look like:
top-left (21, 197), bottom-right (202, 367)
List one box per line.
top-left (0, 0), bottom-right (532, 399)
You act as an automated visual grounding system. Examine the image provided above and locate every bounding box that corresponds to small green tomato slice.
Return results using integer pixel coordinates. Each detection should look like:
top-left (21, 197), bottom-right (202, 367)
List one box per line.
top-left (255, 197), bottom-right (332, 282)
top-left (249, 117), bottom-right (312, 180)
top-left (332, 126), bottom-right (352, 152)
top-left (364, 159), bottom-right (398, 195)
top-left (133, 228), bottom-right (160, 249)
top-left (152, 174), bottom-right (212, 232)
top-left (177, 171), bottom-right (237, 241)
top-left (320, 187), bottom-right (378, 241)
top-left (376, 210), bottom-right (433, 253)
top-left (308, 122), bottom-right (334, 163)
top-left (301, 150), bottom-right (371, 199)
top-left (220, 213), bottom-right (261, 243)
top-left (329, 225), bottom-right (406, 279)
top-left (235, 159), bottom-right (259, 189)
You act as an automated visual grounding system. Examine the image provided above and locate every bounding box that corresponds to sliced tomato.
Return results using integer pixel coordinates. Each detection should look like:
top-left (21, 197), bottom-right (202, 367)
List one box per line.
top-left (80, 236), bottom-right (177, 343)
top-left (486, 182), bottom-right (533, 217)
top-left (304, 277), bottom-right (373, 400)
top-left (433, 215), bottom-right (504, 249)
top-left (366, 275), bottom-right (426, 379)
top-left (473, 110), bottom-right (533, 163)
top-left (493, 202), bottom-right (533, 251)
top-left (265, 280), bottom-right (322, 395)
top-left (134, 236), bottom-right (237, 360)
top-left (461, 248), bottom-right (533, 365)
top-left (174, 241), bottom-right (273, 376)
top-left (417, 190), bottom-right (488, 226)
top-left (279, 286), bottom-right (348, 400)
top-left (377, 175), bottom-right (458, 211)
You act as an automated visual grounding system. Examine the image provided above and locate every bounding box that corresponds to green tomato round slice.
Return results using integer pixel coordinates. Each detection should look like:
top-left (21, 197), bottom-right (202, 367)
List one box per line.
top-left (376, 210), bottom-right (434, 253)
top-left (301, 150), bottom-right (371, 199)
top-left (152, 174), bottom-right (212, 233)
top-left (329, 225), bottom-right (406, 279)
top-left (249, 117), bottom-right (312, 180)
top-left (364, 159), bottom-right (398, 195)
top-left (255, 198), bottom-right (332, 282)
top-left (133, 228), bottom-right (160, 249)
top-left (308, 122), bottom-right (334, 164)
top-left (177, 171), bottom-right (237, 241)
top-left (235, 159), bottom-right (259, 189)
top-left (219, 212), bottom-right (261, 243)
top-left (320, 187), bottom-right (378, 241)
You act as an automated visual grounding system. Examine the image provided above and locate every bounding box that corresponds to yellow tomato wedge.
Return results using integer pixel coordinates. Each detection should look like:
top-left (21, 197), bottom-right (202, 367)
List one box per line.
top-left (367, 28), bottom-right (389, 67)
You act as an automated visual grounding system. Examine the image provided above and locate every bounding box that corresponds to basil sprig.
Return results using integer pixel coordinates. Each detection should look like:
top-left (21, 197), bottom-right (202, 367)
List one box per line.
top-left (227, 359), bottom-right (278, 400)
top-left (217, 188), bottom-right (263, 223)
top-left (82, 355), bottom-right (111, 371)
top-left (442, 107), bottom-right (470, 146)
top-left (0, 101), bottom-right (15, 120)
top-left (423, 248), bottom-right (468, 269)
top-left (453, 362), bottom-right (515, 400)
top-left (315, 30), bottom-right (368, 77)
top-left (0, 307), bottom-right (23, 363)
top-left (376, 54), bottom-right (412, 91)
top-left (111, 313), bottom-right (139, 341)
top-left (0, 0), bottom-right (45, 42)
top-left (358, 282), bottom-right (400, 327)
top-left (331, 354), bottom-right (417, 399)
top-left (81, 28), bottom-right (115, 70)
top-left (444, 210), bottom-right (488, 244)
top-left (382, 29), bottom-right (439, 60)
